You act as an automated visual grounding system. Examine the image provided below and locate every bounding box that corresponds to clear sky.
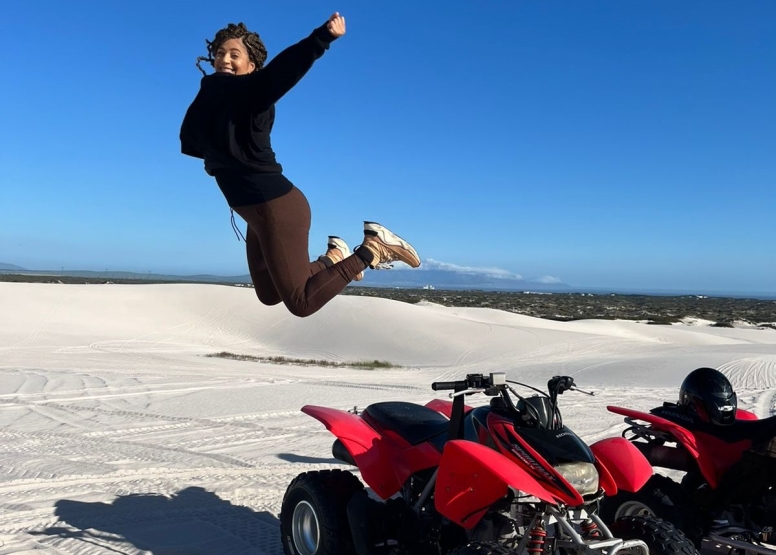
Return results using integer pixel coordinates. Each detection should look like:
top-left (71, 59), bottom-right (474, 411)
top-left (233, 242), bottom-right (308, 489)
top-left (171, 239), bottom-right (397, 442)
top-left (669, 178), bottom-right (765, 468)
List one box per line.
top-left (1, 0), bottom-right (774, 295)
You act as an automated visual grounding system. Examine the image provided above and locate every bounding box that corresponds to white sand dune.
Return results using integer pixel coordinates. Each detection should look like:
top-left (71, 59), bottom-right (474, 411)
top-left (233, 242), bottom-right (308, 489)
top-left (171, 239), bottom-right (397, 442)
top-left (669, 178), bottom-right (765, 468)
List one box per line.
top-left (1, 282), bottom-right (775, 554)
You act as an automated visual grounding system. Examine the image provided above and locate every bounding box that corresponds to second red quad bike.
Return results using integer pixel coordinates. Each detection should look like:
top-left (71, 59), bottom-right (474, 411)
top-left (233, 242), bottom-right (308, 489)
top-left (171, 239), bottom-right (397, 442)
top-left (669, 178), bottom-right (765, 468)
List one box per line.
top-left (279, 372), bottom-right (698, 555)
top-left (599, 367), bottom-right (776, 555)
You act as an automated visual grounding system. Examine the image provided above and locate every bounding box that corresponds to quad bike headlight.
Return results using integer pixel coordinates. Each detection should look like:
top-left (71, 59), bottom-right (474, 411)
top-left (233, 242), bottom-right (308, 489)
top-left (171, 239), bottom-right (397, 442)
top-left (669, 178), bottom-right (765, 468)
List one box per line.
top-left (556, 461), bottom-right (599, 496)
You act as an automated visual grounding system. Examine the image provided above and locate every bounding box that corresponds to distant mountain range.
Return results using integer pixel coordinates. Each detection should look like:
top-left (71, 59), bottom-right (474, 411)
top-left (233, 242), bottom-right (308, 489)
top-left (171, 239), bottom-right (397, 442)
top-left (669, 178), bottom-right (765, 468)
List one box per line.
top-left (0, 263), bottom-right (26, 271)
top-left (353, 267), bottom-right (570, 292)
top-left (0, 261), bottom-right (571, 292)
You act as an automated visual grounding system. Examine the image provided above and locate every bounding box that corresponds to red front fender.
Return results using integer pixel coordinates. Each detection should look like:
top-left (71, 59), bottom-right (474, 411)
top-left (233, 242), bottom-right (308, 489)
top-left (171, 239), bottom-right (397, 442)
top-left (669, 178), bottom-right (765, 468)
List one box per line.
top-left (590, 436), bottom-right (653, 493)
top-left (435, 440), bottom-right (557, 529)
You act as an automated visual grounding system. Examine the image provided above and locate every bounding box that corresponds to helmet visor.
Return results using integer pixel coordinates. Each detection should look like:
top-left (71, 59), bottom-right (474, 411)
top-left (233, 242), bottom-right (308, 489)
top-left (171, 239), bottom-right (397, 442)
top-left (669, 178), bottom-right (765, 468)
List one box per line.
top-left (710, 391), bottom-right (737, 425)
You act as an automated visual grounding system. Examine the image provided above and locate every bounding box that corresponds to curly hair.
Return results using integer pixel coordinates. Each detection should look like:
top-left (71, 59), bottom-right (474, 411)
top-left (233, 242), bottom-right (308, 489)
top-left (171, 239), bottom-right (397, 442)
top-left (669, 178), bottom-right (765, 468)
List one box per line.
top-left (196, 22), bottom-right (267, 76)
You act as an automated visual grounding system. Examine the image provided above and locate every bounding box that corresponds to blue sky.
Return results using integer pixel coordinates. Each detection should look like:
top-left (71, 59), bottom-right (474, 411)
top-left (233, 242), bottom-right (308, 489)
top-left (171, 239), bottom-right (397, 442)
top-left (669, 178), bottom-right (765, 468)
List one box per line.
top-left (1, 1), bottom-right (774, 295)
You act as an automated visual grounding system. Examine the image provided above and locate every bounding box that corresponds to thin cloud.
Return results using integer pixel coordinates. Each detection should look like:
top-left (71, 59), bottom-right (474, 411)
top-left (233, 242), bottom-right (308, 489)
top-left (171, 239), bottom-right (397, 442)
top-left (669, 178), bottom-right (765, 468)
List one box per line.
top-left (422, 259), bottom-right (564, 285)
top-left (422, 258), bottom-right (523, 280)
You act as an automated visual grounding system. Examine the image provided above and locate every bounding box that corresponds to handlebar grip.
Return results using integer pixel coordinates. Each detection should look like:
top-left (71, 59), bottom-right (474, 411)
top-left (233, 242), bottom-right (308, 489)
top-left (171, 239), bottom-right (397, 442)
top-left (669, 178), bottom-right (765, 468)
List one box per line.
top-left (432, 381), bottom-right (464, 391)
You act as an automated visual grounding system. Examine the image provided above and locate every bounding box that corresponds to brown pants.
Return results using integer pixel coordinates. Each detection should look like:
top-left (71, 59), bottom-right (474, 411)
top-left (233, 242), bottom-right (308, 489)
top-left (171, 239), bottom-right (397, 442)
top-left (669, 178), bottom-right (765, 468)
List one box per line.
top-left (233, 187), bottom-right (367, 317)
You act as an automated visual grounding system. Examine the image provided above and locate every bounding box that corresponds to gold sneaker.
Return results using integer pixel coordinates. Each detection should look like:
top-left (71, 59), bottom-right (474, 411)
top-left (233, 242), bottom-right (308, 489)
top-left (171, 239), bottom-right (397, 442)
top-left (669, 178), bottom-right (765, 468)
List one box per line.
top-left (324, 236), bottom-right (363, 281)
top-left (359, 222), bottom-right (421, 269)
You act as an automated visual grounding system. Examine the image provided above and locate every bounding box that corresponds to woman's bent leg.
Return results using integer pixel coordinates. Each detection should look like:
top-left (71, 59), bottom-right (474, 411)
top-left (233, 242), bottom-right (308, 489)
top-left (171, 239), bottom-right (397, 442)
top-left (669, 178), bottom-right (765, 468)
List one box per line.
top-left (245, 225), bottom-right (282, 306)
top-left (234, 187), bottom-right (367, 317)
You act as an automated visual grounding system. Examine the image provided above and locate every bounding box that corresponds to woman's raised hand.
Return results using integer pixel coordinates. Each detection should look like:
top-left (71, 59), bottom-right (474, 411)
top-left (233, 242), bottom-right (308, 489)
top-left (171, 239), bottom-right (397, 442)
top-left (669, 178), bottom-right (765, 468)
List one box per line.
top-left (326, 12), bottom-right (346, 38)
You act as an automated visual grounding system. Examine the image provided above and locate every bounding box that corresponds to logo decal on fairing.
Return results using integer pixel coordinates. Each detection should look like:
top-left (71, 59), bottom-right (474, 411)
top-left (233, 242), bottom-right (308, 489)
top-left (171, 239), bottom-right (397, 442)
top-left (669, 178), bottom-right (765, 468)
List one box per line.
top-left (510, 442), bottom-right (555, 482)
top-left (658, 410), bottom-right (694, 424)
top-left (496, 427), bottom-right (577, 499)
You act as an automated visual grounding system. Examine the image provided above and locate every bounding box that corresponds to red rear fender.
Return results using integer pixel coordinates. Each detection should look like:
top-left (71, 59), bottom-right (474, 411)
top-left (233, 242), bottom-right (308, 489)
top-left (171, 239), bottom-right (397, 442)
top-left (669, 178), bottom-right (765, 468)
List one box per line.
top-left (737, 408), bottom-right (758, 421)
top-left (590, 437), bottom-right (653, 493)
top-left (435, 440), bottom-right (557, 529)
top-left (302, 405), bottom-right (382, 450)
top-left (607, 406), bottom-right (701, 459)
top-left (607, 405), bottom-right (733, 488)
top-left (302, 405), bottom-right (410, 498)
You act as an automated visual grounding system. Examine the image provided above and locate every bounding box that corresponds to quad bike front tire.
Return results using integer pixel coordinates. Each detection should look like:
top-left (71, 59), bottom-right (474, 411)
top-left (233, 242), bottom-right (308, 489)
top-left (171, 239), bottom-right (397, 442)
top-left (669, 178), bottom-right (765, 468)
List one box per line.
top-left (446, 541), bottom-right (518, 555)
top-left (280, 469), bottom-right (364, 555)
top-left (609, 515), bottom-right (698, 555)
top-left (600, 474), bottom-right (690, 528)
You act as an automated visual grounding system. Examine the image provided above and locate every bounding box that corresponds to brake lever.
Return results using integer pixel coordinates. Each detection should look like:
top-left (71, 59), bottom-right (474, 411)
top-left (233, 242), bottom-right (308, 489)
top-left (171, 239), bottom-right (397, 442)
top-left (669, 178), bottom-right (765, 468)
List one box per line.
top-left (570, 385), bottom-right (595, 396)
top-left (449, 388), bottom-right (487, 398)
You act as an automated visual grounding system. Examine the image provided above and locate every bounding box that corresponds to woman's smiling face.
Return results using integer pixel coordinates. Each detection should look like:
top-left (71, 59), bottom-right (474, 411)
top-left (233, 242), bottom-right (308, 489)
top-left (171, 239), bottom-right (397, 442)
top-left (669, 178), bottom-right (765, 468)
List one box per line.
top-left (214, 38), bottom-right (256, 75)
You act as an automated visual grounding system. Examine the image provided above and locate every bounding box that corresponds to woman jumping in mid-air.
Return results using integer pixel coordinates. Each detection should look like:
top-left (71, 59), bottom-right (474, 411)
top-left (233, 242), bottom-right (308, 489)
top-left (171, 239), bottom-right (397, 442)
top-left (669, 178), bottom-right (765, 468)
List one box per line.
top-left (180, 12), bottom-right (420, 317)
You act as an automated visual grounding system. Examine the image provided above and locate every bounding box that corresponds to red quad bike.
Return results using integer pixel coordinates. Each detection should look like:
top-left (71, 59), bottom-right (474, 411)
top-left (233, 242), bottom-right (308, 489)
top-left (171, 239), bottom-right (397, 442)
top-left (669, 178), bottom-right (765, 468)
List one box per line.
top-left (599, 368), bottom-right (776, 555)
top-left (279, 372), bottom-right (697, 555)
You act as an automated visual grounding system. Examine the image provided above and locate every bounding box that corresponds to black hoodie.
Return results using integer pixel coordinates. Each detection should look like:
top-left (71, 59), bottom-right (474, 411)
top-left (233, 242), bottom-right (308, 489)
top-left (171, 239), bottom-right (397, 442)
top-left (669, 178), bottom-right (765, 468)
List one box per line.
top-left (180, 24), bottom-right (336, 181)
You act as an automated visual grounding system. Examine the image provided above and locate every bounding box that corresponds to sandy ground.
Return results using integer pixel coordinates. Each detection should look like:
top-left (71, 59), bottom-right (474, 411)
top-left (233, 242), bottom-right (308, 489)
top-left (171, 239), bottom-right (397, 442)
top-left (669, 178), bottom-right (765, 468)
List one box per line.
top-left (1, 282), bottom-right (775, 554)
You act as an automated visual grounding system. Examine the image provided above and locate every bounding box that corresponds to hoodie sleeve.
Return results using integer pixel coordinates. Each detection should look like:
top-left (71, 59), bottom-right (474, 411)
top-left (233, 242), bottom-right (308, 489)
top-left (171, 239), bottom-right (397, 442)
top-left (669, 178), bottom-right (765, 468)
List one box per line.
top-left (244, 24), bottom-right (336, 112)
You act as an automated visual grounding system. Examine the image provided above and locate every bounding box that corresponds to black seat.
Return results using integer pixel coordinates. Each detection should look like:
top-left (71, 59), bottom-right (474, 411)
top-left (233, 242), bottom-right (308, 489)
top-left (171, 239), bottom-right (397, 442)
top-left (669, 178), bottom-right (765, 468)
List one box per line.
top-left (715, 415), bottom-right (776, 445)
top-left (363, 402), bottom-right (450, 447)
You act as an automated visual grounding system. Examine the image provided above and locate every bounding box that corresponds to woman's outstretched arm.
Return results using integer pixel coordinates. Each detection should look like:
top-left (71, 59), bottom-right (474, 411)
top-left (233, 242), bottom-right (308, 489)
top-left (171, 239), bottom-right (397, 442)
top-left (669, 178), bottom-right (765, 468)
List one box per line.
top-left (245, 13), bottom-right (346, 111)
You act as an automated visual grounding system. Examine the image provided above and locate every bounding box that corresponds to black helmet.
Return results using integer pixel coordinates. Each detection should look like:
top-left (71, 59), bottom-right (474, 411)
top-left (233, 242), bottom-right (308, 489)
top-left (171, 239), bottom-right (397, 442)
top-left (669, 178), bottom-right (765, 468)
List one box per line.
top-left (678, 367), bottom-right (737, 425)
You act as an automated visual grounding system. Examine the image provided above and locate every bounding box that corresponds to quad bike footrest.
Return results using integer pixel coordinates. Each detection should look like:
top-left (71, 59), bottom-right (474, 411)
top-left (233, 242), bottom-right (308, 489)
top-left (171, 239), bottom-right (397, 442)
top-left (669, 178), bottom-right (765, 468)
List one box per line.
top-left (708, 533), bottom-right (776, 555)
top-left (606, 539), bottom-right (649, 555)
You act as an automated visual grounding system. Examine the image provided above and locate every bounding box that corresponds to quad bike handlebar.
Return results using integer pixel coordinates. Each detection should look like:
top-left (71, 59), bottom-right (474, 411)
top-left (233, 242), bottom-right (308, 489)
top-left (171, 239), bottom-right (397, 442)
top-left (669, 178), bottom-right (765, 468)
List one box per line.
top-left (432, 373), bottom-right (593, 396)
top-left (432, 373), bottom-right (594, 432)
top-left (431, 380), bottom-right (470, 392)
top-left (431, 372), bottom-right (506, 392)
